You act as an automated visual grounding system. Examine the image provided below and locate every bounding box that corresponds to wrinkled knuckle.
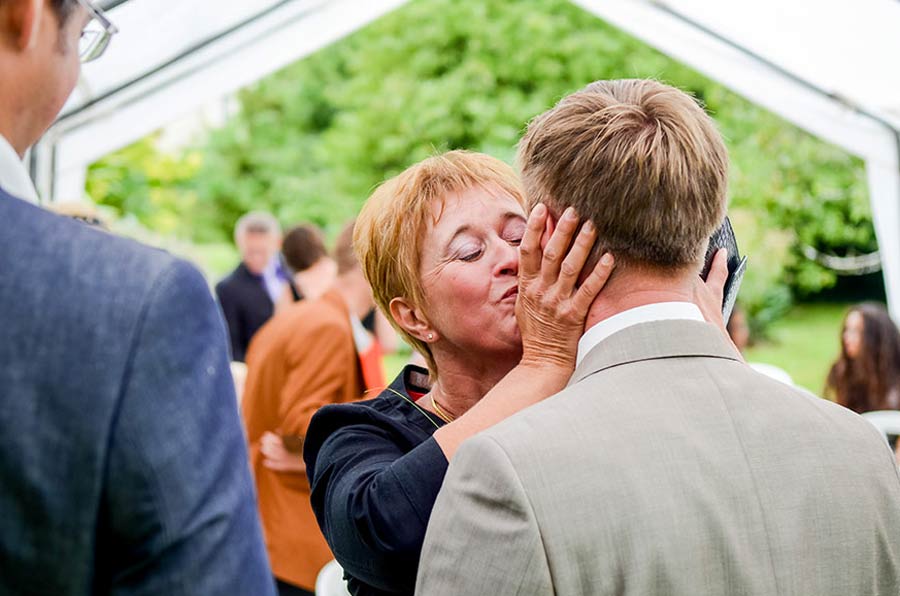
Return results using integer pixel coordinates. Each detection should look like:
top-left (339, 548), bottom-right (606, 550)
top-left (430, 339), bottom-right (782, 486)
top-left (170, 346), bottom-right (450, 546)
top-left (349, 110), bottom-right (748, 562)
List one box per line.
top-left (560, 261), bottom-right (578, 277)
top-left (543, 249), bottom-right (560, 263)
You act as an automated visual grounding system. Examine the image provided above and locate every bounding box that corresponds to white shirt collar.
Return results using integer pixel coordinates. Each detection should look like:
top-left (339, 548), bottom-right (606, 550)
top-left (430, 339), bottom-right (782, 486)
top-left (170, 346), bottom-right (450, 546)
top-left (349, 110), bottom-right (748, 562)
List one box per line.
top-left (0, 135), bottom-right (39, 204)
top-left (576, 301), bottom-right (705, 366)
top-left (261, 257), bottom-right (287, 303)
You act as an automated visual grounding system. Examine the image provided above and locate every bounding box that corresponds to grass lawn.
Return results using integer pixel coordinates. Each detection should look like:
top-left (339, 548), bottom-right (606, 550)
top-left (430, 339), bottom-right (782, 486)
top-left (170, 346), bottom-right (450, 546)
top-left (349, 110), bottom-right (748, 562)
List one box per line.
top-left (384, 351), bottom-right (416, 383)
top-left (745, 302), bottom-right (848, 395)
top-left (382, 302), bottom-right (850, 397)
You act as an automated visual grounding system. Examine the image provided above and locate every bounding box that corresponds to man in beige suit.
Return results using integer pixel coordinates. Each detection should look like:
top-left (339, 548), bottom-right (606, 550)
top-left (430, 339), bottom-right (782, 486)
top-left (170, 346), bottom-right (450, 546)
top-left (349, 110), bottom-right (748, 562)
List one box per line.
top-left (416, 80), bottom-right (900, 596)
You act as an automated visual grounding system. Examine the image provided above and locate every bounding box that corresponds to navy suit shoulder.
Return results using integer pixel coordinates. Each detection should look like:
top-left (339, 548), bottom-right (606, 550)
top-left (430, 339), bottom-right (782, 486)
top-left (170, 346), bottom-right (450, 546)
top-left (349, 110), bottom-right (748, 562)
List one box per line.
top-left (0, 192), bottom-right (274, 595)
top-left (214, 262), bottom-right (274, 362)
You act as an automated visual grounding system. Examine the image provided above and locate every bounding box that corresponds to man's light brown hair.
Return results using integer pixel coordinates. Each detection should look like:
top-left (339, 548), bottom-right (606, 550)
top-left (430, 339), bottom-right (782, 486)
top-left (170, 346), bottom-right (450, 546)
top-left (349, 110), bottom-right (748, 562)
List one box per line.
top-left (353, 150), bottom-right (525, 377)
top-left (518, 79), bottom-right (728, 271)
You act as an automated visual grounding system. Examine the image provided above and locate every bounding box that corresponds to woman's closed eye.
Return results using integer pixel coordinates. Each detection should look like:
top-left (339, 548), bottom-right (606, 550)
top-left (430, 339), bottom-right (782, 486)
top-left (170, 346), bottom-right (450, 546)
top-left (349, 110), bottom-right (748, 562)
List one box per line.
top-left (458, 247), bottom-right (483, 262)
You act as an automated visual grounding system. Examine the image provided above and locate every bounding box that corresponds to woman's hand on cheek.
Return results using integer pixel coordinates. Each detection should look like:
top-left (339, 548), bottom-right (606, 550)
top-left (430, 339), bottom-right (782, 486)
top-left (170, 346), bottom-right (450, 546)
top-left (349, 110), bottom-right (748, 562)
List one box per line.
top-left (516, 203), bottom-right (615, 371)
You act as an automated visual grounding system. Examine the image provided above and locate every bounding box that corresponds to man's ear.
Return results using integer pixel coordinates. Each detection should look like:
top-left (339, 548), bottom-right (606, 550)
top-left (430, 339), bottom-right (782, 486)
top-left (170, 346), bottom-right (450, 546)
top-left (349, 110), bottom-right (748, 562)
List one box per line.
top-left (389, 297), bottom-right (436, 343)
top-left (3, 0), bottom-right (44, 52)
top-left (541, 211), bottom-right (558, 251)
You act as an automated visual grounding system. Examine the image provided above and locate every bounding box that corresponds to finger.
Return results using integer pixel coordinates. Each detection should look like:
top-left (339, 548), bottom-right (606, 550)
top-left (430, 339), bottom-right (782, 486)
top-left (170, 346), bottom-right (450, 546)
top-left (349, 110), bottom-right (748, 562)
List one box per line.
top-left (557, 220), bottom-right (597, 296)
top-left (572, 253), bottom-right (615, 314)
top-left (263, 459), bottom-right (290, 472)
top-left (519, 203), bottom-right (547, 282)
top-left (704, 249), bottom-right (729, 298)
top-left (260, 442), bottom-right (280, 459)
top-left (540, 207), bottom-right (580, 285)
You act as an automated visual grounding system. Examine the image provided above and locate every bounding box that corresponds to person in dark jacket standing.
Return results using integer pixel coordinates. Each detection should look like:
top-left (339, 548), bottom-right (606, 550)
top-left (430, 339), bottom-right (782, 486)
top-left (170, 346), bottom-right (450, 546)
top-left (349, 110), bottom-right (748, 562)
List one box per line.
top-left (0, 1), bottom-right (274, 594)
top-left (216, 211), bottom-right (297, 361)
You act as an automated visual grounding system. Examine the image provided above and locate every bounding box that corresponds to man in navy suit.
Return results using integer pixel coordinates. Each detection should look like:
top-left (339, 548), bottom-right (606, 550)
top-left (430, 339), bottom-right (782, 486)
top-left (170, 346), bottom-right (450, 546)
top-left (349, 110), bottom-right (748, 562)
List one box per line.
top-left (216, 212), bottom-right (296, 362)
top-left (0, 1), bottom-right (274, 594)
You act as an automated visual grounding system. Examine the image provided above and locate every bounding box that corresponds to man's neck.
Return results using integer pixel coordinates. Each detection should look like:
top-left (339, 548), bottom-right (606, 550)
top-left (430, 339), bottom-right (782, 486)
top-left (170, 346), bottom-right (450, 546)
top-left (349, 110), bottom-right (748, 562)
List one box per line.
top-left (293, 259), bottom-right (336, 301)
top-left (583, 268), bottom-right (696, 333)
top-left (0, 101), bottom-right (33, 159)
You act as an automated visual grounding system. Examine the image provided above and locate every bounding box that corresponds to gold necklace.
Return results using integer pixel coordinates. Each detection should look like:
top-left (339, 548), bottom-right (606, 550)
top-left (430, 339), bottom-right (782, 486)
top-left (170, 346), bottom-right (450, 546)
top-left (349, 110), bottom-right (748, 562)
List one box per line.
top-left (385, 387), bottom-right (442, 430)
top-left (430, 395), bottom-right (457, 423)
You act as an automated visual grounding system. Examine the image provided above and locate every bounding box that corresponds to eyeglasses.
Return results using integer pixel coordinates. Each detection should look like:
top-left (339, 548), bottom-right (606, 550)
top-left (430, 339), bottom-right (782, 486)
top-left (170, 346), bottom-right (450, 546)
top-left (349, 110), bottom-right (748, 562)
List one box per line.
top-left (76, 0), bottom-right (118, 63)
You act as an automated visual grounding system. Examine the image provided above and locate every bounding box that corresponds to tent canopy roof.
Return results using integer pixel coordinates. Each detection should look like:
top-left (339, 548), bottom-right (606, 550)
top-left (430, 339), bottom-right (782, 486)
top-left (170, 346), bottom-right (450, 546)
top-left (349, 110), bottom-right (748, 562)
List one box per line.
top-left (65, 0), bottom-right (900, 140)
top-left (637, 0), bottom-right (900, 131)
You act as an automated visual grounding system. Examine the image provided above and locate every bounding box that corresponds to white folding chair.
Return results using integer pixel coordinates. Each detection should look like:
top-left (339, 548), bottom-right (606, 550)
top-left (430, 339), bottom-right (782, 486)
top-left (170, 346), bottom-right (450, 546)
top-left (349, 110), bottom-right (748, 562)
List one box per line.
top-left (315, 560), bottom-right (351, 596)
top-left (861, 410), bottom-right (900, 444)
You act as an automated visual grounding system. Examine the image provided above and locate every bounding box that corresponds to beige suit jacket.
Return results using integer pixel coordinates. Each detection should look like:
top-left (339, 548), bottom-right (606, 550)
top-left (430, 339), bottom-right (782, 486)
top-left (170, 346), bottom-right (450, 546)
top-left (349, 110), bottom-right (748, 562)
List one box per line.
top-left (417, 320), bottom-right (900, 596)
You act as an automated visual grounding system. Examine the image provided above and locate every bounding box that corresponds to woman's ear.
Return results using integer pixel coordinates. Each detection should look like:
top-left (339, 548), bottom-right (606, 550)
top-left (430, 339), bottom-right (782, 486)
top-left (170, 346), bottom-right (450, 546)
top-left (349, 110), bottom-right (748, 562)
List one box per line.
top-left (389, 297), bottom-right (437, 343)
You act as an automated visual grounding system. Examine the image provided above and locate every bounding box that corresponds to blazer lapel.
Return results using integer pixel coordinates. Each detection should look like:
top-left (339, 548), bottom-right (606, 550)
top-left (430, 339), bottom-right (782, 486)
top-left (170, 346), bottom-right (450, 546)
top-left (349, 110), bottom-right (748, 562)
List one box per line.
top-left (568, 319), bottom-right (742, 387)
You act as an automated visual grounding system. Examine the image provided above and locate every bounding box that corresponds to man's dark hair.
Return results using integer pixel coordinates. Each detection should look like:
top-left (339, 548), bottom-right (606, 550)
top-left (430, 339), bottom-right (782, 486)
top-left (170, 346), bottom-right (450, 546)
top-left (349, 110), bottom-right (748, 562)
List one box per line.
top-left (282, 224), bottom-right (328, 273)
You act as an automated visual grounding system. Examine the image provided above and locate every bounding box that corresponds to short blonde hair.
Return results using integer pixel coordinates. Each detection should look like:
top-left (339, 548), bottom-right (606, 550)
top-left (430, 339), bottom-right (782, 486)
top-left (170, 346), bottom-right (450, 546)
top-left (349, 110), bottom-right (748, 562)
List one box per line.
top-left (518, 79), bottom-right (728, 270)
top-left (354, 150), bottom-right (525, 377)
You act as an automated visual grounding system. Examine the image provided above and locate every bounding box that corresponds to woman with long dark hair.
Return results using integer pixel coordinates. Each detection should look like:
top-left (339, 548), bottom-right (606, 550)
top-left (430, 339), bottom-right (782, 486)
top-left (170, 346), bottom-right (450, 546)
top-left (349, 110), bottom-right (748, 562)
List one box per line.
top-left (825, 302), bottom-right (900, 413)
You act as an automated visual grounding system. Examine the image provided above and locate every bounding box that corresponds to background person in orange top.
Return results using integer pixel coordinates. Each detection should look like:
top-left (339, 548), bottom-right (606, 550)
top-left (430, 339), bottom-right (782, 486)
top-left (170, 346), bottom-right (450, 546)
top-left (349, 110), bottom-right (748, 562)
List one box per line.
top-left (278, 222), bottom-right (392, 389)
top-left (241, 221), bottom-right (373, 596)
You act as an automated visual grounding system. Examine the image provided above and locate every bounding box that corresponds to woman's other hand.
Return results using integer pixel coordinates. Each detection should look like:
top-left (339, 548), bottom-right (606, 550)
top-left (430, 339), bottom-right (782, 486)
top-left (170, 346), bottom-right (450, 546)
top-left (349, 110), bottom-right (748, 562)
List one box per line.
top-left (516, 203), bottom-right (615, 371)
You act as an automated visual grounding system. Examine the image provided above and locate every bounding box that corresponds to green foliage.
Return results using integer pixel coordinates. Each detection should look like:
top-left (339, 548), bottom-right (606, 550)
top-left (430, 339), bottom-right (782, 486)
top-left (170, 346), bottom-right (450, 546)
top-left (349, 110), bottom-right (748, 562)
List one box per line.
top-left (87, 136), bottom-right (202, 237)
top-left (86, 0), bottom-right (876, 326)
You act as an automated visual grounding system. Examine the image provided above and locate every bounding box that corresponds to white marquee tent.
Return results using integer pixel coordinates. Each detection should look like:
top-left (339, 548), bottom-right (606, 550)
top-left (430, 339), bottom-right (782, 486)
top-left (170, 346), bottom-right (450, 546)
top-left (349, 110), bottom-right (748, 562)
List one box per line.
top-left (31, 0), bottom-right (900, 316)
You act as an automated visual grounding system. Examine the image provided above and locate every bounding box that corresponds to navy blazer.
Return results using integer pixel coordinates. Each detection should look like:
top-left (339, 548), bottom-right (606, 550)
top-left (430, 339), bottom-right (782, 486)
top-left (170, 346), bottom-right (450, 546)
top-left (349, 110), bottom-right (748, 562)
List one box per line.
top-left (215, 263), bottom-right (287, 362)
top-left (0, 190), bottom-right (275, 595)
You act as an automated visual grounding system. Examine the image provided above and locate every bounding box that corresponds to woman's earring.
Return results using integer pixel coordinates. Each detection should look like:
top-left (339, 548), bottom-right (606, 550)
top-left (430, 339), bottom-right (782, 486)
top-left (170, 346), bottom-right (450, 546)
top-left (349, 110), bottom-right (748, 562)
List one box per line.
top-left (427, 333), bottom-right (434, 341)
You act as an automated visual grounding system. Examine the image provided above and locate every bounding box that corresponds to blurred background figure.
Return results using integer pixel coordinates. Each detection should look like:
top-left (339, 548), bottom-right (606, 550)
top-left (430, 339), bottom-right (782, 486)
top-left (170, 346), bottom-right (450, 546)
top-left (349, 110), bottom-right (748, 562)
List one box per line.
top-left (241, 221), bottom-right (374, 596)
top-left (826, 303), bottom-right (900, 413)
top-left (280, 223), bottom-right (336, 306)
top-left (216, 211), bottom-right (298, 362)
top-left (280, 222), bottom-right (392, 388)
top-left (726, 304), bottom-right (793, 385)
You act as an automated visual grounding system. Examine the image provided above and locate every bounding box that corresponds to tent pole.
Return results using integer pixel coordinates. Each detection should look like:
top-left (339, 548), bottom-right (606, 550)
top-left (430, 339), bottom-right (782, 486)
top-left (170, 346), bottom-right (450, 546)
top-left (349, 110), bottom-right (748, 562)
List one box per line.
top-left (866, 157), bottom-right (900, 320)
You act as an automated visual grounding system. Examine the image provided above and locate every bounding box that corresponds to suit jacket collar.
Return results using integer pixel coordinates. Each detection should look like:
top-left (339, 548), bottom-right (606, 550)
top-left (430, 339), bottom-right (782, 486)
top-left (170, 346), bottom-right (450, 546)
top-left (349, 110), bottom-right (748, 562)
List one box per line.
top-left (568, 319), bottom-right (742, 387)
